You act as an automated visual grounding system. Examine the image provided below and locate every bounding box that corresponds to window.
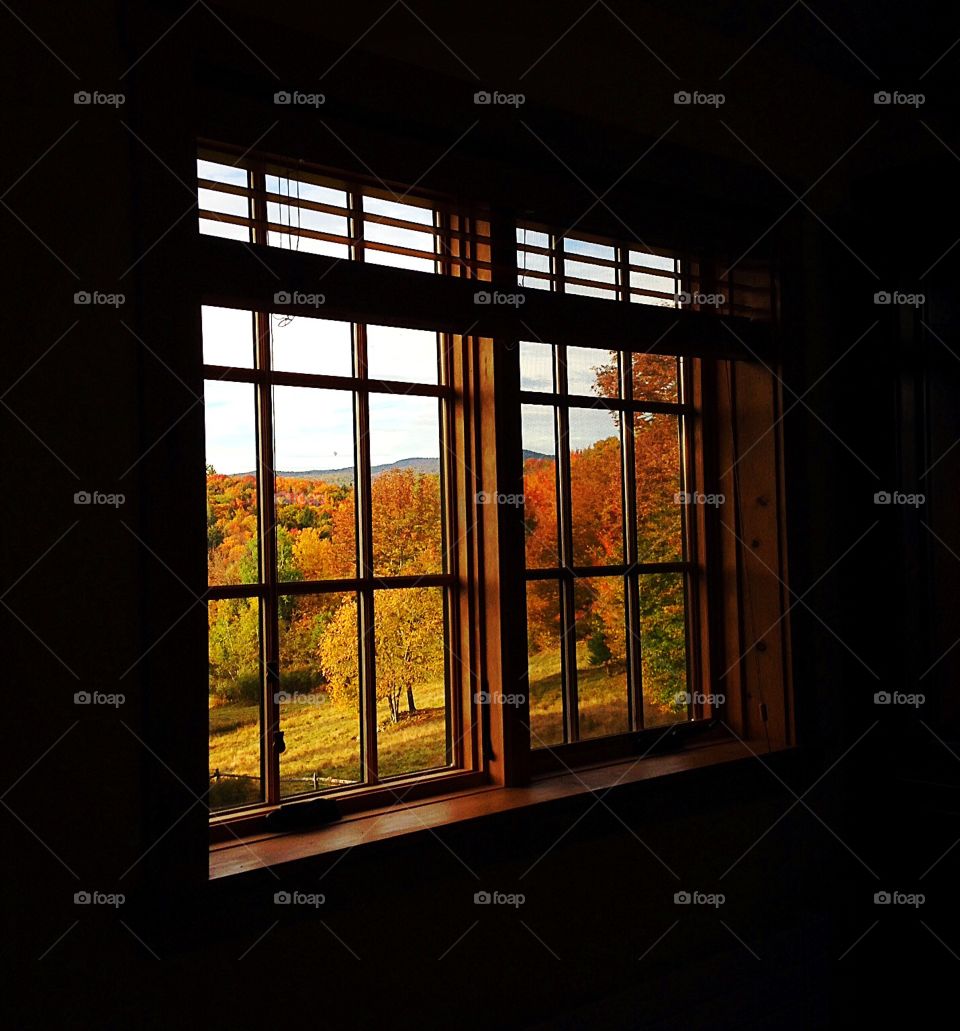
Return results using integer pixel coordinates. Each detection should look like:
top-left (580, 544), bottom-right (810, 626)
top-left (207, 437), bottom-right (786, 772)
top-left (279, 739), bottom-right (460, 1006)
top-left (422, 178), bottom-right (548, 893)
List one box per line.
top-left (520, 339), bottom-right (695, 751)
top-left (197, 148), bottom-right (491, 280)
top-left (517, 222), bottom-right (773, 319)
top-left (197, 143), bottom-right (789, 839)
top-left (204, 306), bottom-right (468, 814)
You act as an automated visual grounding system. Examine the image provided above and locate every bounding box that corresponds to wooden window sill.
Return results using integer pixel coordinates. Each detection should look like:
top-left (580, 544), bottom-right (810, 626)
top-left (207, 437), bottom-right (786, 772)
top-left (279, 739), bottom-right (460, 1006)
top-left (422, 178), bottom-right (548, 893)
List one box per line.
top-left (209, 737), bottom-right (785, 881)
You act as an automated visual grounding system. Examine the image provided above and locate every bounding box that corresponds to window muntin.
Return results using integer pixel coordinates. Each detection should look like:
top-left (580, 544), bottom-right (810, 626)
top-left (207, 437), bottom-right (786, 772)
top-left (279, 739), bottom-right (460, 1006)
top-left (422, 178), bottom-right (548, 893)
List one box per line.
top-left (203, 306), bottom-right (459, 814)
top-left (197, 149), bottom-right (492, 281)
top-left (517, 224), bottom-right (773, 319)
top-left (520, 340), bottom-right (693, 745)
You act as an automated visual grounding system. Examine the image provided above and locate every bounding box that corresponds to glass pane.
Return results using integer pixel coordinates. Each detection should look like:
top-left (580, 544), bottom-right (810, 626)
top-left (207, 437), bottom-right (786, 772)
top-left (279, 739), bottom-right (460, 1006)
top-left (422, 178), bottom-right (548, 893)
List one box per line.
top-left (266, 201), bottom-right (348, 239)
top-left (526, 579), bottom-right (564, 748)
top-left (266, 175), bottom-right (347, 209)
top-left (640, 573), bottom-right (688, 727)
top-left (519, 341), bottom-right (554, 393)
top-left (266, 228), bottom-right (349, 258)
top-left (631, 353), bottom-right (679, 402)
top-left (521, 405), bottom-right (558, 569)
top-left (374, 587), bottom-right (449, 778)
top-left (574, 576), bottom-right (629, 739)
top-left (202, 305), bottom-right (254, 368)
top-left (280, 591), bottom-right (362, 796)
top-left (567, 346), bottom-right (617, 397)
top-left (274, 387), bottom-right (356, 579)
top-left (569, 407), bottom-right (623, 566)
top-left (198, 159), bottom-right (248, 187)
top-left (629, 250), bottom-right (678, 308)
top-left (270, 314), bottom-right (352, 377)
top-left (363, 196), bottom-right (436, 273)
top-left (198, 187), bottom-right (249, 219)
top-left (208, 597), bottom-right (262, 811)
top-left (204, 380), bottom-right (258, 586)
top-left (199, 217), bottom-right (250, 242)
top-left (634, 412), bottom-right (683, 563)
top-left (366, 325), bottom-right (438, 384)
top-left (369, 394), bottom-right (443, 575)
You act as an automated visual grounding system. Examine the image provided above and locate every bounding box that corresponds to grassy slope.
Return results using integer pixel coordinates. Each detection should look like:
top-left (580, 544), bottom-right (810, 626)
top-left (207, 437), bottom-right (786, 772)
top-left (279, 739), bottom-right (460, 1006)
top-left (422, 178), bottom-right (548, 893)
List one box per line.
top-left (209, 644), bottom-right (681, 809)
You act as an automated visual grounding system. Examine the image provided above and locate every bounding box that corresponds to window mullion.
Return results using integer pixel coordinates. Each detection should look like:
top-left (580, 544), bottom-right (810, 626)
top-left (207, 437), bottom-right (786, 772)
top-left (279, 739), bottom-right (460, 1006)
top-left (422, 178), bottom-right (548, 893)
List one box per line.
top-left (621, 350), bottom-right (645, 731)
top-left (354, 322), bottom-right (379, 785)
top-left (555, 346), bottom-right (578, 743)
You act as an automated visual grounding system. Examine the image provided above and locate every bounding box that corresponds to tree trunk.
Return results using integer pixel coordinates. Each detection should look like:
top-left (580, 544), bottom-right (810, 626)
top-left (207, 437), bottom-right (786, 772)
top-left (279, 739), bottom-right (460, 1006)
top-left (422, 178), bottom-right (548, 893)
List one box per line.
top-left (406, 685), bottom-right (417, 713)
top-left (389, 694), bottom-right (400, 723)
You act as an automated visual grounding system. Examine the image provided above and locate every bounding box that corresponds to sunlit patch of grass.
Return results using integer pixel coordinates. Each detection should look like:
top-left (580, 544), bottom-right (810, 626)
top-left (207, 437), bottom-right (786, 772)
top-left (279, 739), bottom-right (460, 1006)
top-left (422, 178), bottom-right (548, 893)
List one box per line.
top-left (208, 678), bottom-right (450, 806)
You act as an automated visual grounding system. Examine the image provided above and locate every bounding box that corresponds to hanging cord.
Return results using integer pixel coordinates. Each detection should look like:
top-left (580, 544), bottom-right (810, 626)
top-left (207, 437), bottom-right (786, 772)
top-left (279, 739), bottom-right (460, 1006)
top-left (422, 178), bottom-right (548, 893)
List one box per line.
top-left (726, 360), bottom-right (773, 753)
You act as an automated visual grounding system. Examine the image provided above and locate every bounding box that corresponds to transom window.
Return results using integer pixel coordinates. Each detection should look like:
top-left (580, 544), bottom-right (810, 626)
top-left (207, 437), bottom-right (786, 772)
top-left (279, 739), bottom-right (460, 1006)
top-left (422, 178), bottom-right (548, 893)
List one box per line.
top-left (203, 305), bottom-right (460, 813)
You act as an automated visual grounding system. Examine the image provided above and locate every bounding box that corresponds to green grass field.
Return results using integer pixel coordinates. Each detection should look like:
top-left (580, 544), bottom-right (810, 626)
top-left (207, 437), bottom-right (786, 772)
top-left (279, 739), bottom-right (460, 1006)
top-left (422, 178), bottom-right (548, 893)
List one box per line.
top-left (209, 644), bottom-right (682, 810)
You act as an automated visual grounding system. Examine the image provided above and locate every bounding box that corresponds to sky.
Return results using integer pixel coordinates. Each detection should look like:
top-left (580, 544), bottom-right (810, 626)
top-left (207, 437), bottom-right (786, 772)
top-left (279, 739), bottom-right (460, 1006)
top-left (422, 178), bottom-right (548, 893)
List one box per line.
top-left (203, 307), bottom-right (441, 475)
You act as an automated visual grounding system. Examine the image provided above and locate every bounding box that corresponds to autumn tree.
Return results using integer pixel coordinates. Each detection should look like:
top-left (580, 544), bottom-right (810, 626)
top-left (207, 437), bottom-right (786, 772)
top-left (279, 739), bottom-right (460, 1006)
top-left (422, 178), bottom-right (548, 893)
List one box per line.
top-left (319, 589), bottom-right (444, 723)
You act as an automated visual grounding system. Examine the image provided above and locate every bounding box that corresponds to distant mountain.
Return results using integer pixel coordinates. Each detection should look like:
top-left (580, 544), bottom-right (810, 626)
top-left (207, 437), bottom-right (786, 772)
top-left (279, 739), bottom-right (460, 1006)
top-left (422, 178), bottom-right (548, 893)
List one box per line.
top-left (267, 450), bottom-right (551, 484)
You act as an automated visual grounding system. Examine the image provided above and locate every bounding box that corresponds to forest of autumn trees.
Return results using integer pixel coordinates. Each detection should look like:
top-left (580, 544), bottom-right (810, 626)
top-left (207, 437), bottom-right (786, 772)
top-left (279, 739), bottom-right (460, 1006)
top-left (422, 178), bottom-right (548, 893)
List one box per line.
top-left (207, 348), bottom-right (688, 738)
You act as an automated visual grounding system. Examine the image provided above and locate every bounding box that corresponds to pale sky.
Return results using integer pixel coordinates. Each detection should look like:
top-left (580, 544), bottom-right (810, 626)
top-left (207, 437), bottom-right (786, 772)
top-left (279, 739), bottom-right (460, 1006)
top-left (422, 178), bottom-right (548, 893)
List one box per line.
top-left (202, 307), bottom-right (441, 475)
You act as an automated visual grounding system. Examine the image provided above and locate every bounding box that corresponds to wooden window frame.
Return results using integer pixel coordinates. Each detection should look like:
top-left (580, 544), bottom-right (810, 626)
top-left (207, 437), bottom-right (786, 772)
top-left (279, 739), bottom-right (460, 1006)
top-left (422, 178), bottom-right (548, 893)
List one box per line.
top-left (198, 147), bottom-right (792, 848)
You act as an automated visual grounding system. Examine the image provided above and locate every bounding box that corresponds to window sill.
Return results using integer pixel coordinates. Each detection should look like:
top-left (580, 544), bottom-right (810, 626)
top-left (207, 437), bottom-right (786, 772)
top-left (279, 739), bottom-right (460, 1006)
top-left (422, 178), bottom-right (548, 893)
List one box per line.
top-left (209, 736), bottom-right (787, 881)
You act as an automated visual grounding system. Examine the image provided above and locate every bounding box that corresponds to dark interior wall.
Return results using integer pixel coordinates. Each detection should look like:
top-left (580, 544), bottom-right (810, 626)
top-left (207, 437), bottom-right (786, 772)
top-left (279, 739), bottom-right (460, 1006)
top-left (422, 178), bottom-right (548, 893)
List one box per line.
top-left (3, 1), bottom-right (958, 1026)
